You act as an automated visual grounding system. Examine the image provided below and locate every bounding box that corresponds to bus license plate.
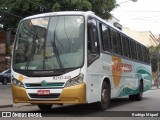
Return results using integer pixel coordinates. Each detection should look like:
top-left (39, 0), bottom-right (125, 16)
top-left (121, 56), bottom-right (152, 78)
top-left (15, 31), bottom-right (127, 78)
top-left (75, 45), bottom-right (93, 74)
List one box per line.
top-left (37, 90), bottom-right (50, 95)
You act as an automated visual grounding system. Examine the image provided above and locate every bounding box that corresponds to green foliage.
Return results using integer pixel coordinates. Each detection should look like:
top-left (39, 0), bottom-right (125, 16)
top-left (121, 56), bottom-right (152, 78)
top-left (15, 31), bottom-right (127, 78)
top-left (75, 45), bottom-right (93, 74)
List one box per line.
top-left (89, 0), bottom-right (118, 19)
top-left (0, 0), bottom-right (117, 31)
top-left (149, 45), bottom-right (160, 72)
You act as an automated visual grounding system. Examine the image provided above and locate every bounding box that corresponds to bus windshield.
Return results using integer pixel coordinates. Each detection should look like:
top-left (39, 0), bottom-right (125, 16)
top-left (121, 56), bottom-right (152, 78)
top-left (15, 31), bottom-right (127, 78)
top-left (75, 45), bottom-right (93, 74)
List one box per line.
top-left (13, 15), bottom-right (84, 71)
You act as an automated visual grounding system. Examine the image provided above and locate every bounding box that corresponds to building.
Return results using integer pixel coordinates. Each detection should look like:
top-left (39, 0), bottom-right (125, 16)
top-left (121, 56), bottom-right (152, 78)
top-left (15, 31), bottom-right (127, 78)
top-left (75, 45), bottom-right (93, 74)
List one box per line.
top-left (0, 31), bottom-right (14, 72)
top-left (108, 16), bottom-right (159, 47)
top-left (123, 27), bottom-right (159, 47)
top-left (108, 16), bottom-right (122, 30)
top-left (0, 43), bottom-right (6, 71)
top-left (154, 35), bottom-right (160, 43)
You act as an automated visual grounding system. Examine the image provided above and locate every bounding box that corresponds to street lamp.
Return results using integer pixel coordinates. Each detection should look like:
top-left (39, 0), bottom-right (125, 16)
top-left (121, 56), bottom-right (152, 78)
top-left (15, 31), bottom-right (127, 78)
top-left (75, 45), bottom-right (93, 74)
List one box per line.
top-left (118, 0), bottom-right (137, 5)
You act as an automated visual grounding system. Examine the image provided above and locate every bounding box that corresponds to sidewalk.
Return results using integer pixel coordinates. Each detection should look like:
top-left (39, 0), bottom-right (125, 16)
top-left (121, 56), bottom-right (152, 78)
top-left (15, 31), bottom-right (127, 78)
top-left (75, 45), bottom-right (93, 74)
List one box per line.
top-left (0, 84), bottom-right (13, 108)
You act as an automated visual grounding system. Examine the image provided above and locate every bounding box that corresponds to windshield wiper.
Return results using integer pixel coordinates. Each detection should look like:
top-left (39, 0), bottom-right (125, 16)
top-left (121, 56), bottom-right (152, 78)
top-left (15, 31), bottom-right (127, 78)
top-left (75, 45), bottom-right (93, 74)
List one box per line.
top-left (51, 31), bottom-right (63, 69)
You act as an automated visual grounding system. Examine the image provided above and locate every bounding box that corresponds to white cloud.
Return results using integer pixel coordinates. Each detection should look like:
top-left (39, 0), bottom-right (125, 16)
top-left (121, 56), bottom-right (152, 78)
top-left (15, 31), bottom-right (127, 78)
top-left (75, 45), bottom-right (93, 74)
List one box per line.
top-left (111, 0), bottom-right (160, 35)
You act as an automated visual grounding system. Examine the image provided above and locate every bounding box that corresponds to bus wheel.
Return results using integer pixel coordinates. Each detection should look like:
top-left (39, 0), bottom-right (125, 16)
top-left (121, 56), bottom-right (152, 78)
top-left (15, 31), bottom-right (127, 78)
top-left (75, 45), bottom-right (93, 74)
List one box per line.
top-left (37, 104), bottom-right (52, 111)
top-left (96, 81), bottom-right (110, 110)
top-left (129, 82), bottom-right (143, 101)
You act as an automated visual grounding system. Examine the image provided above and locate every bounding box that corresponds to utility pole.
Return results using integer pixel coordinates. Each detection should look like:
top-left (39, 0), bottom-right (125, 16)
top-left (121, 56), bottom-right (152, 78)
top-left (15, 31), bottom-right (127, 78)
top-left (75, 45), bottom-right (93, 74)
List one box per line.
top-left (5, 30), bottom-right (11, 69)
top-left (118, 0), bottom-right (137, 5)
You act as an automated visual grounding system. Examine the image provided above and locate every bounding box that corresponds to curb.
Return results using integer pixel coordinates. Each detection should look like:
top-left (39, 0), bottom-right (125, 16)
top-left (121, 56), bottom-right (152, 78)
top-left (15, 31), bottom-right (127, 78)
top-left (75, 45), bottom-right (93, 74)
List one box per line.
top-left (0, 104), bottom-right (13, 108)
top-left (0, 104), bottom-right (34, 109)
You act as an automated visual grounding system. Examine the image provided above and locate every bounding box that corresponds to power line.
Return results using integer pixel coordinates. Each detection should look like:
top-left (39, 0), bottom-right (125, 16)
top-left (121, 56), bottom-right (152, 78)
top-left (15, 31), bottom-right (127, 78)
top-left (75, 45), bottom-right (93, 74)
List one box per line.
top-left (14, 7), bottom-right (35, 15)
top-left (115, 12), bottom-right (160, 19)
top-left (118, 0), bottom-right (137, 5)
top-left (113, 12), bottom-right (160, 22)
top-left (114, 10), bottom-right (160, 13)
top-left (132, 17), bottom-right (159, 23)
top-left (131, 18), bottom-right (160, 23)
top-left (131, 15), bottom-right (160, 20)
top-left (0, 9), bottom-right (23, 19)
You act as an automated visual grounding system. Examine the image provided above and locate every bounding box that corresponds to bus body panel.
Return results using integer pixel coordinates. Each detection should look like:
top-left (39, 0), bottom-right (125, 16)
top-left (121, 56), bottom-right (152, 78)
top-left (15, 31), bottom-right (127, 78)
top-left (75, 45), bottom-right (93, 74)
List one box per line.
top-left (11, 11), bottom-right (152, 107)
top-left (100, 53), bottom-right (152, 97)
top-left (86, 53), bottom-right (152, 103)
top-left (12, 68), bottom-right (87, 104)
top-left (12, 83), bottom-right (86, 104)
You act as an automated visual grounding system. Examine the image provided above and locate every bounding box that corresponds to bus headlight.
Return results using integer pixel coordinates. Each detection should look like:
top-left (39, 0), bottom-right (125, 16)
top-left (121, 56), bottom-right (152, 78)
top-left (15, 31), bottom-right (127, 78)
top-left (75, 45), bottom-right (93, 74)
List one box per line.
top-left (12, 78), bottom-right (24, 88)
top-left (65, 74), bottom-right (84, 87)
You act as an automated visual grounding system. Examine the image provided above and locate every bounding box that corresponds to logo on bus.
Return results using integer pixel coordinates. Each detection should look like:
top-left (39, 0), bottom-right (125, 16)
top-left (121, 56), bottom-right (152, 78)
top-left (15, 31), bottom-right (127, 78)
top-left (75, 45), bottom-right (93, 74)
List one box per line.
top-left (112, 56), bottom-right (132, 86)
top-left (41, 80), bottom-right (48, 86)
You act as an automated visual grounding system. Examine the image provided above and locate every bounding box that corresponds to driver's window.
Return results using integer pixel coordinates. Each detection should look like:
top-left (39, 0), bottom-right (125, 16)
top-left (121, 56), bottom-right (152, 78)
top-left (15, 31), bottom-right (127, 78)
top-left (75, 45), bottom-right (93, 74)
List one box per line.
top-left (87, 18), bottom-right (99, 65)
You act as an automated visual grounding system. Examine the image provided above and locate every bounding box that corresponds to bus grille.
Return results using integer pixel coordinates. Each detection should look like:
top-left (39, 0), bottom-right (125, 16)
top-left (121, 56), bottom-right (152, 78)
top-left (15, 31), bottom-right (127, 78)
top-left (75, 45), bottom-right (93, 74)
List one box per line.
top-left (25, 83), bottom-right (64, 88)
top-left (28, 93), bottom-right (60, 99)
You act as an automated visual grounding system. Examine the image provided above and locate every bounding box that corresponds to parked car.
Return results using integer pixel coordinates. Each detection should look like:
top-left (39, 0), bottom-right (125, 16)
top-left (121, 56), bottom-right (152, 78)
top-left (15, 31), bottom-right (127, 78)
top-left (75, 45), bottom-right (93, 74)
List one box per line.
top-left (0, 69), bottom-right (11, 85)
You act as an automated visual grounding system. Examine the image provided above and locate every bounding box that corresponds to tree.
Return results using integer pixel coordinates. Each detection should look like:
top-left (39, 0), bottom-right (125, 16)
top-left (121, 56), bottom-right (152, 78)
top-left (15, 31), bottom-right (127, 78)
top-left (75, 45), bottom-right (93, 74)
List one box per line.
top-left (89, 0), bottom-right (117, 19)
top-left (0, 0), bottom-right (117, 31)
top-left (149, 45), bottom-right (160, 73)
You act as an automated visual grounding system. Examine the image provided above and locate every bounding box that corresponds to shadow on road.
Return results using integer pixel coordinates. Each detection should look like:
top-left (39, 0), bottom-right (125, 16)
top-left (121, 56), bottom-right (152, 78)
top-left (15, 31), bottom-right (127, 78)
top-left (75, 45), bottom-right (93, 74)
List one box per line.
top-left (24, 97), bottom-right (150, 117)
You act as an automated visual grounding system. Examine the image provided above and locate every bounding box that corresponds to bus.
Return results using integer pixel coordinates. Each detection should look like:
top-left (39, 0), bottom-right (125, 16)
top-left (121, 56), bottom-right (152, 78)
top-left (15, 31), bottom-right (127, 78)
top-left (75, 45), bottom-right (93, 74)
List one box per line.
top-left (11, 11), bottom-right (152, 111)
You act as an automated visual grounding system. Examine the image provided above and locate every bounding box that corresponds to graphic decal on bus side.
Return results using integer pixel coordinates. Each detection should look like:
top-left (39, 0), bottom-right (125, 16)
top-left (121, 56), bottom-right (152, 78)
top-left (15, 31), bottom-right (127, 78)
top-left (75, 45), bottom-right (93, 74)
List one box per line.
top-left (112, 56), bottom-right (132, 86)
top-left (112, 57), bottom-right (122, 86)
top-left (118, 85), bottom-right (139, 97)
top-left (136, 67), bottom-right (152, 92)
top-left (117, 67), bottom-right (152, 97)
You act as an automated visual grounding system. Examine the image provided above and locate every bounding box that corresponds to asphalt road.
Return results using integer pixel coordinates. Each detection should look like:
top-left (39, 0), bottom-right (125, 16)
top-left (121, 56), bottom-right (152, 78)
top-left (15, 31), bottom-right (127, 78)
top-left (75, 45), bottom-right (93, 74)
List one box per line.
top-left (0, 84), bottom-right (160, 119)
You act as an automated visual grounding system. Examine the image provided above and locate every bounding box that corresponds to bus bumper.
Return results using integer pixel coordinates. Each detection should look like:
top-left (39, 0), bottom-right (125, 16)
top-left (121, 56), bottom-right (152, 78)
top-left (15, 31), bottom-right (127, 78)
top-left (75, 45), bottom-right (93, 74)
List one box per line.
top-left (12, 83), bottom-right (86, 104)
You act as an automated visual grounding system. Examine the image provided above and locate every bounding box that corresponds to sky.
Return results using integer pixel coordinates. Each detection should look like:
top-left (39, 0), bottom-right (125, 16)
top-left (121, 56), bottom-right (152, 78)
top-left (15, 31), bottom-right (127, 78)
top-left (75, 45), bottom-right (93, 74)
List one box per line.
top-left (111, 0), bottom-right (160, 35)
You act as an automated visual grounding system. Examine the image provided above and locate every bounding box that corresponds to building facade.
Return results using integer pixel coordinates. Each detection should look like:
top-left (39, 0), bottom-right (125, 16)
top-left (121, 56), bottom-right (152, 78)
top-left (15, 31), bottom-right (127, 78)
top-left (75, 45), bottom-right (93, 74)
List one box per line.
top-left (108, 16), bottom-right (122, 30)
top-left (123, 27), bottom-right (159, 47)
top-left (0, 31), bottom-right (14, 72)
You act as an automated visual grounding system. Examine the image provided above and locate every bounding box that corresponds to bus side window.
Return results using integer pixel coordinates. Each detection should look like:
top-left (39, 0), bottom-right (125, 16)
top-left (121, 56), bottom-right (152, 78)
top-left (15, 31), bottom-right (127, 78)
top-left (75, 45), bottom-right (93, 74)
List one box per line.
top-left (122, 36), bottom-right (130, 58)
top-left (130, 40), bottom-right (137, 60)
top-left (110, 29), bottom-right (122, 55)
top-left (137, 43), bottom-right (142, 61)
top-left (146, 49), bottom-right (150, 64)
top-left (100, 24), bottom-right (111, 52)
top-left (87, 18), bottom-right (99, 65)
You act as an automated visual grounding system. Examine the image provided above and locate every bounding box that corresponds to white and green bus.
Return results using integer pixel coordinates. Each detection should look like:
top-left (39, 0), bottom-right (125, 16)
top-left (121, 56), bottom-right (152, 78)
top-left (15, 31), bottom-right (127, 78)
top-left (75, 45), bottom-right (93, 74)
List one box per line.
top-left (12, 11), bottom-right (152, 110)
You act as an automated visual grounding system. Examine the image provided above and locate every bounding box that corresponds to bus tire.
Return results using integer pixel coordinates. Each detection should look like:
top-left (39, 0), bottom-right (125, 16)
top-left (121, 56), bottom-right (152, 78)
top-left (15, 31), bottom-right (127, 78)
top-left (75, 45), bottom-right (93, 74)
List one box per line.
top-left (129, 82), bottom-right (143, 101)
top-left (37, 104), bottom-right (52, 111)
top-left (96, 81), bottom-right (110, 111)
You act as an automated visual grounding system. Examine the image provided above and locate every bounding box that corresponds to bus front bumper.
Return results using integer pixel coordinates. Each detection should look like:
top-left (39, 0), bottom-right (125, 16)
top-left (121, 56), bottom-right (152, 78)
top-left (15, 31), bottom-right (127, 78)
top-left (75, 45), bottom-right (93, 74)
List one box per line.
top-left (12, 83), bottom-right (86, 104)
